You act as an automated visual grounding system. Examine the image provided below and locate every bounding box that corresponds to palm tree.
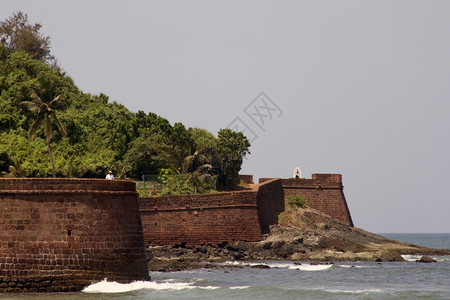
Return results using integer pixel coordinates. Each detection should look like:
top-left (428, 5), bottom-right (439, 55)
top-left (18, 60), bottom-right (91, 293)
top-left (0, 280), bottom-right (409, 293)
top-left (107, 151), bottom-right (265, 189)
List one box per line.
top-left (22, 77), bottom-right (67, 177)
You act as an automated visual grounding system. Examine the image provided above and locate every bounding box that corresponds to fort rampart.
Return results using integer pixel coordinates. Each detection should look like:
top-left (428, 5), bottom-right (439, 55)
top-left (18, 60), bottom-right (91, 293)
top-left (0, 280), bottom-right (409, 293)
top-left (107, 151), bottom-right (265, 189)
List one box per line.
top-left (139, 190), bottom-right (263, 247)
top-left (0, 178), bottom-right (149, 293)
top-left (139, 174), bottom-right (353, 247)
top-left (0, 174), bottom-right (353, 292)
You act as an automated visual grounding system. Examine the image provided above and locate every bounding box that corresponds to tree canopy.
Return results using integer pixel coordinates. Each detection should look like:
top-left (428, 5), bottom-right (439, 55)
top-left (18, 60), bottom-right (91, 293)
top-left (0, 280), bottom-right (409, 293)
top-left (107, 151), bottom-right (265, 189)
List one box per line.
top-left (0, 11), bottom-right (53, 63)
top-left (0, 12), bottom-right (251, 189)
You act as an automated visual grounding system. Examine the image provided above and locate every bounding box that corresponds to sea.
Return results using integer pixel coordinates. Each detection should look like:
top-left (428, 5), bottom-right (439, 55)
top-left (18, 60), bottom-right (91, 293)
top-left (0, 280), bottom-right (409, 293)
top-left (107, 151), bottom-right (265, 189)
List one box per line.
top-left (2, 233), bottom-right (449, 300)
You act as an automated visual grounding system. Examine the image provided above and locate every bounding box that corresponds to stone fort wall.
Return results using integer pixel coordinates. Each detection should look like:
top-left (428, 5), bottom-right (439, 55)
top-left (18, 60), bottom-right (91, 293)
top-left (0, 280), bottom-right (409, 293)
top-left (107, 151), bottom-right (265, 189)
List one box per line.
top-left (139, 174), bottom-right (353, 247)
top-left (138, 190), bottom-right (263, 247)
top-left (260, 174), bottom-right (354, 226)
top-left (0, 174), bottom-right (353, 292)
top-left (0, 178), bottom-right (149, 293)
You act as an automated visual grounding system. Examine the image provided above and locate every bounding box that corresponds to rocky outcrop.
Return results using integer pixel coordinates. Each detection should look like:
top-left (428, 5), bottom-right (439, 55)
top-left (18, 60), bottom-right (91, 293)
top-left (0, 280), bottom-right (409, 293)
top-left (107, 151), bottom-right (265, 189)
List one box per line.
top-left (416, 256), bottom-right (437, 263)
top-left (147, 207), bottom-right (449, 271)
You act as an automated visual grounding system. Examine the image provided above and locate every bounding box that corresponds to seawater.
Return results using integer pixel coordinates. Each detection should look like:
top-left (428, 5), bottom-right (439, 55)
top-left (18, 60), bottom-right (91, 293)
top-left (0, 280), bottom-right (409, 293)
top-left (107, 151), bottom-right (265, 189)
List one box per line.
top-left (379, 233), bottom-right (450, 250)
top-left (2, 234), bottom-right (449, 300)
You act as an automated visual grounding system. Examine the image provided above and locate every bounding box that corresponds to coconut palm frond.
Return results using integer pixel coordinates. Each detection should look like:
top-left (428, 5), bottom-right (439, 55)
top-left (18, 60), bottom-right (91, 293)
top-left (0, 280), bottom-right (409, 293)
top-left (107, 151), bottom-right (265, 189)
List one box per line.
top-left (52, 111), bottom-right (67, 137)
top-left (30, 93), bottom-right (44, 106)
top-left (28, 117), bottom-right (43, 141)
top-left (194, 164), bottom-right (212, 174)
top-left (21, 100), bottom-right (40, 114)
top-left (49, 95), bottom-right (61, 106)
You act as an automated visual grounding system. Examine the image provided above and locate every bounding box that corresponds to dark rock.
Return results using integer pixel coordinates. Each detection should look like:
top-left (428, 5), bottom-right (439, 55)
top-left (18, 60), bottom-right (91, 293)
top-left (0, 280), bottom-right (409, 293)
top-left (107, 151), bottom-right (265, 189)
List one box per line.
top-left (318, 237), bottom-right (340, 248)
top-left (251, 264), bottom-right (270, 269)
top-left (416, 256), bottom-right (437, 263)
top-left (195, 246), bottom-right (208, 254)
top-left (272, 241), bottom-right (286, 250)
top-left (234, 241), bottom-right (249, 252)
top-left (336, 240), bottom-right (368, 253)
top-left (263, 242), bottom-right (272, 250)
top-left (233, 253), bottom-right (245, 260)
top-left (217, 242), bottom-right (228, 248)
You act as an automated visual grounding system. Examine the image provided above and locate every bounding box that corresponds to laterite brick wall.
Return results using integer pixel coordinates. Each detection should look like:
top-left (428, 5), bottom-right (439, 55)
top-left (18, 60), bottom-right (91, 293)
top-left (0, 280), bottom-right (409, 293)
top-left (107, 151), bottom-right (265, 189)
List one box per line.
top-left (256, 179), bottom-right (284, 232)
top-left (238, 174), bottom-right (254, 184)
top-left (139, 191), bottom-right (263, 247)
top-left (0, 178), bottom-right (149, 293)
top-left (139, 174), bottom-right (353, 248)
top-left (260, 174), bottom-right (354, 226)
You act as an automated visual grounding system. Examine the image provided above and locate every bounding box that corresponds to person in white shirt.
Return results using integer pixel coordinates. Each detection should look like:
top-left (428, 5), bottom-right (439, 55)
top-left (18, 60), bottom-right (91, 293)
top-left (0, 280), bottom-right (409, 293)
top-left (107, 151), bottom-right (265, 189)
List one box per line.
top-left (106, 170), bottom-right (115, 180)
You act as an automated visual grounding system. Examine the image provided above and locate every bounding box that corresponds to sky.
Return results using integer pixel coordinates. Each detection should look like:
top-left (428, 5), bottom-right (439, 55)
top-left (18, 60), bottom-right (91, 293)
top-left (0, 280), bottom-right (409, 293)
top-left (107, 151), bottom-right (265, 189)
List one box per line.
top-left (1, 0), bottom-right (449, 233)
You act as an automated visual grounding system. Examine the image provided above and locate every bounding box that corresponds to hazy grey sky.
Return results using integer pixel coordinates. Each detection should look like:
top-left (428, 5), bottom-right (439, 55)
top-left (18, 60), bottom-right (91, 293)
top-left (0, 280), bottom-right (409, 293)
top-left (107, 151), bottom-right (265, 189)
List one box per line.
top-left (2, 1), bottom-right (449, 233)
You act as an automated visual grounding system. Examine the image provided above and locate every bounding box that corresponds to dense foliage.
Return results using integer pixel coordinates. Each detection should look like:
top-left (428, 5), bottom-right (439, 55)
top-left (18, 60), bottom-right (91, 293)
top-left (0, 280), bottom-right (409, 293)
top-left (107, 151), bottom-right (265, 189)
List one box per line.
top-left (0, 12), bottom-right (250, 189)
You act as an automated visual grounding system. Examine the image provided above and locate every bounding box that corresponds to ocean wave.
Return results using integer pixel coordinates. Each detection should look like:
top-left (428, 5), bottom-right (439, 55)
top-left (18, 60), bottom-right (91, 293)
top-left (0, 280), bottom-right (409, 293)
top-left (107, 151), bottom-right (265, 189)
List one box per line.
top-left (434, 256), bottom-right (450, 262)
top-left (220, 261), bottom-right (333, 271)
top-left (229, 286), bottom-right (250, 289)
top-left (324, 288), bottom-right (383, 294)
top-left (289, 264), bottom-right (333, 271)
top-left (401, 254), bottom-right (450, 262)
top-left (82, 279), bottom-right (219, 293)
top-left (220, 261), bottom-right (263, 268)
top-left (266, 262), bottom-right (295, 268)
top-left (401, 255), bottom-right (422, 262)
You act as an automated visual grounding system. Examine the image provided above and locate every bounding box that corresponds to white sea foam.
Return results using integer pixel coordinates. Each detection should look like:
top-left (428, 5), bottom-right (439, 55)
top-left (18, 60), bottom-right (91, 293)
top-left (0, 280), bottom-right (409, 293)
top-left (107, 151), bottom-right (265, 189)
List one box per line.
top-left (221, 261), bottom-right (246, 266)
top-left (229, 286), bottom-right (250, 289)
top-left (401, 255), bottom-right (422, 262)
top-left (82, 279), bottom-right (219, 293)
top-left (402, 254), bottom-right (450, 262)
top-left (266, 262), bottom-right (294, 268)
top-left (221, 261), bottom-right (334, 271)
top-left (434, 255), bottom-right (450, 262)
top-left (325, 288), bottom-right (383, 294)
top-left (289, 264), bottom-right (333, 271)
top-left (221, 261), bottom-right (272, 267)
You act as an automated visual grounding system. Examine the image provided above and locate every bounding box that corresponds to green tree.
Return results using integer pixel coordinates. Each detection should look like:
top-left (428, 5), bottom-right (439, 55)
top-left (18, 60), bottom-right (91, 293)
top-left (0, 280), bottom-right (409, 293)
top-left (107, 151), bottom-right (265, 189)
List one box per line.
top-left (216, 128), bottom-right (251, 187)
top-left (188, 127), bottom-right (219, 175)
top-left (122, 134), bottom-right (165, 178)
top-left (161, 123), bottom-right (196, 174)
top-left (131, 110), bottom-right (172, 139)
top-left (22, 72), bottom-right (67, 177)
top-left (0, 11), bottom-right (53, 63)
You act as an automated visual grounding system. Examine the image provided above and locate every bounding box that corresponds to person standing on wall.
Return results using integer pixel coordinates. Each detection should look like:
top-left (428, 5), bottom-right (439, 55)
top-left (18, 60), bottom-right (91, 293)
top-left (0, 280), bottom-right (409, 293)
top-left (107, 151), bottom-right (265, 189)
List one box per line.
top-left (106, 171), bottom-right (115, 180)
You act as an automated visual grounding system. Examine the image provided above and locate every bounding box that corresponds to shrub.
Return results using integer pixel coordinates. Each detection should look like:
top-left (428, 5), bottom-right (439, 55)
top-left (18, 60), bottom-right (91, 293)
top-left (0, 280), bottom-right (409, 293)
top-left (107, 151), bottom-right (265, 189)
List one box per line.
top-left (160, 173), bottom-right (216, 195)
top-left (287, 194), bottom-right (308, 208)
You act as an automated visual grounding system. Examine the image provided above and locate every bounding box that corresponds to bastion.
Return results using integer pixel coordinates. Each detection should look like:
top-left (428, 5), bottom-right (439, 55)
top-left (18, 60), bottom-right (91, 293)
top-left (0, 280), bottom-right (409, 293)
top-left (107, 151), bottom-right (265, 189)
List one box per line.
top-left (0, 178), bottom-right (150, 293)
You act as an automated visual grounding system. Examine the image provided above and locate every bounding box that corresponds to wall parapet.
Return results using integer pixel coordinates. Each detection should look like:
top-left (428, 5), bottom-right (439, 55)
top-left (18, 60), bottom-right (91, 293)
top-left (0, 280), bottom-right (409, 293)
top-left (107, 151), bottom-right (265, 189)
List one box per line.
top-left (238, 174), bottom-right (254, 184)
top-left (0, 178), bottom-right (136, 192)
top-left (139, 191), bottom-right (258, 211)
